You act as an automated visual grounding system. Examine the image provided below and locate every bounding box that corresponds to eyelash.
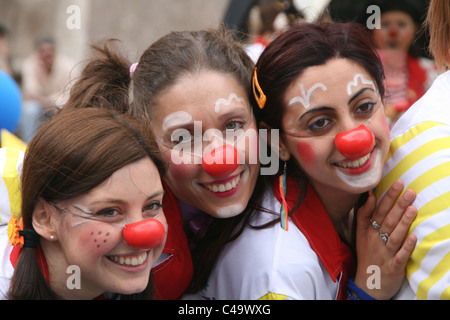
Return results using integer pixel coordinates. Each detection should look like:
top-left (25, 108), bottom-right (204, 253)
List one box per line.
top-left (94, 202), bottom-right (163, 218)
top-left (307, 101), bottom-right (377, 133)
top-left (225, 120), bottom-right (245, 131)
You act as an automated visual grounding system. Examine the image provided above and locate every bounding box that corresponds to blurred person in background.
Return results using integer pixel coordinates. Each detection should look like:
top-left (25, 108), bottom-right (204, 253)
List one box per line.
top-left (245, 0), bottom-right (304, 62)
top-left (18, 35), bottom-right (74, 142)
top-left (0, 24), bottom-right (12, 76)
top-left (371, 0), bottom-right (437, 127)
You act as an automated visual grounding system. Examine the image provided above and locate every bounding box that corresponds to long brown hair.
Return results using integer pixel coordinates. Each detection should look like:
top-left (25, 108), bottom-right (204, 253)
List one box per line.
top-left (8, 107), bottom-right (166, 300)
top-left (64, 26), bottom-right (265, 294)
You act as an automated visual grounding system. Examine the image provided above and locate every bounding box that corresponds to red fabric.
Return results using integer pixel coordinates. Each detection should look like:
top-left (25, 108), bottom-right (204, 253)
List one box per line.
top-left (10, 245), bottom-right (49, 284)
top-left (272, 177), bottom-right (355, 300)
top-left (406, 55), bottom-right (427, 108)
top-left (152, 183), bottom-right (193, 300)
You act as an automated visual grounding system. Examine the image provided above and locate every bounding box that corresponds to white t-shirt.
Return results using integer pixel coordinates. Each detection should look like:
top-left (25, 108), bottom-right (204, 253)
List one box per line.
top-left (184, 181), bottom-right (354, 300)
top-left (376, 70), bottom-right (450, 300)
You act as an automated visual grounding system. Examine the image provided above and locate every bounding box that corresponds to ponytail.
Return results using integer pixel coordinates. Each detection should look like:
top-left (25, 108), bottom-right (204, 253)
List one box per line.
top-left (8, 247), bottom-right (60, 300)
top-left (66, 39), bottom-right (132, 113)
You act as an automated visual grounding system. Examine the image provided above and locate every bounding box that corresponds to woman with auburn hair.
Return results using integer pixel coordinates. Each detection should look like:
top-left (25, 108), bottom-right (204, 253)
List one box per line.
top-left (187, 22), bottom-right (418, 300)
top-left (62, 25), bottom-right (417, 300)
top-left (0, 107), bottom-right (167, 299)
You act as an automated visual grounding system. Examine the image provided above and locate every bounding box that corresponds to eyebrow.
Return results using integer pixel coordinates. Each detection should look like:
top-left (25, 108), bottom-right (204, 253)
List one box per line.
top-left (217, 108), bottom-right (250, 121)
top-left (348, 87), bottom-right (375, 104)
top-left (299, 106), bottom-right (334, 122)
top-left (298, 87), bottom-right (376, 122)
top-left (80, 190), bottom-right (165, 208)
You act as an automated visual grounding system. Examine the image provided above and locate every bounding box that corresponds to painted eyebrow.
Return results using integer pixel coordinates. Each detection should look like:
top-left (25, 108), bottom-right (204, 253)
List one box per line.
top-left (348, 87), bottom-right (376, 104)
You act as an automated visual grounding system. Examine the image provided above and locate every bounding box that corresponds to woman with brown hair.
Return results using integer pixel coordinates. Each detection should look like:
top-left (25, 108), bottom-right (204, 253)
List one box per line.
top-left (189, 22), bottom-right (418, 300)
top-left (0, 107), bottom-right (167, 299)
top-left (65, 28), bottom-right (263, 299)
top-left (61, 24), bottom-right (422, 300)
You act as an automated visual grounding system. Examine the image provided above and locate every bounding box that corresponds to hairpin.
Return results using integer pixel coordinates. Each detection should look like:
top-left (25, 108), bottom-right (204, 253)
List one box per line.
top-left (252, 67), bottom-right (266, 109)
top-left (129, 62), bottom-right (139, 79)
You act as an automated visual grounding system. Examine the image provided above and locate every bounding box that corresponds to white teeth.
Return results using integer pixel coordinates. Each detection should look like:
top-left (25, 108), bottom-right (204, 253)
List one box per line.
top-left (108, 252), bottom-right (148, 267)
top-left (205, 175), bottom-right (240, 193)
top-left (336, 153), bottom-right (371, 168)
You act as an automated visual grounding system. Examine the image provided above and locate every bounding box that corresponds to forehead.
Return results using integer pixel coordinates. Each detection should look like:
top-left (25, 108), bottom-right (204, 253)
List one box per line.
top-left (85, 158), bottom-right (162, 200)
top-left (285, 58), bottom-right (375, 102)
top-left (153, 70), bottom-right (249, 125)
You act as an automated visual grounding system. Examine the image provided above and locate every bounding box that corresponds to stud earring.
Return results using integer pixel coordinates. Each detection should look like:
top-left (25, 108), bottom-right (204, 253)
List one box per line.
top-left (50, 235), bottom-right (55, 241)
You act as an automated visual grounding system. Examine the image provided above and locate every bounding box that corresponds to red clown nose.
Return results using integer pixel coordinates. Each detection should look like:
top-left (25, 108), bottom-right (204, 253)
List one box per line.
top-left (202, 144), bottom-right (240, 178)
top-left (335, 125), bottom-right (375, 160)
top-left (123, 219), bottom-right (165, 249)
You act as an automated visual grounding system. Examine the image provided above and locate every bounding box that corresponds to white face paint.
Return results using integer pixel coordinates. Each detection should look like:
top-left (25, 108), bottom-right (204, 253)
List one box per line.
top-left (162, 111), bottom-right (192, 132)
top-left (288, 83), bottom-right (327, 109)
top-left (334, 149), bottom-right (382, 189)
top-left (215, 93), bottom-right (247, 113)
top-left (190, 167), bottom-right (249, 218)
top-left (347, 73), bottom-right (376, 96)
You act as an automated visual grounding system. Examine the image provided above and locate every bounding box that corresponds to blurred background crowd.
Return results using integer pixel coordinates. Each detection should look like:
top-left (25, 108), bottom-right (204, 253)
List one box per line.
top-left (0, 0), bottom-right (434, 143)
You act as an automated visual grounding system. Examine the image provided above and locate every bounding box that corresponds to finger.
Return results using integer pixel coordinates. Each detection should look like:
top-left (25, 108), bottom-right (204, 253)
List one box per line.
top-left (381, 189), bottom-right (416, 235)
top-left (356, 194), bottom-right (376, 231)
top-left (385, 205), bottom-right (417, 252)
top-left (392, 233), bottom-right (417, 271)
top-left (372, 180), bottom-right (404, 225)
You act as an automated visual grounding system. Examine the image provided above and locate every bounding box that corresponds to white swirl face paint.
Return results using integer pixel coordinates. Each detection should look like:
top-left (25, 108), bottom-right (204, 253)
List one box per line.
top-left (162, 111), bottom-right (192, 132)
top-left (347, 73), bottom-right (376, 96)
top-left (215, 93), bottom-right (247, 113)
top-left (288, 83), bottom-right (328, 109)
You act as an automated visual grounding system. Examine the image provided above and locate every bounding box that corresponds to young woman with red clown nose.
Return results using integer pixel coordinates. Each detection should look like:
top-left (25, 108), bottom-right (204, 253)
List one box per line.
top-left (0, 108), bottom-right (167, 299)
top-left (186, 22), bottom-right (419, 300)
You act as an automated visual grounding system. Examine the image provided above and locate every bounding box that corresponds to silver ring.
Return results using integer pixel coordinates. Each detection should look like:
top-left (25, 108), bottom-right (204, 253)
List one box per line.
top-left (370, 219), bottom-right (381, 229)
top-left (380, 231), bottom-right (389, 243)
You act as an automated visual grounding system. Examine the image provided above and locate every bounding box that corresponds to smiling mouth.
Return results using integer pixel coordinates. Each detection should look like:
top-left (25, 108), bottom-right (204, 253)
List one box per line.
top-left (107, 251), bottom-right (148, 267)
top-left (203, 174), bottom-right (241, 193)
top-left (334, 152), bottom-right (371, 169)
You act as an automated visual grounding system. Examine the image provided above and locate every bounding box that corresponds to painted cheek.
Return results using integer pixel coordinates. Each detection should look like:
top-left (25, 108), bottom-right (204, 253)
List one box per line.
top-left (78, 226), bottom-right (116, 255)
top-left (297, 141), bottom-right (315, 166)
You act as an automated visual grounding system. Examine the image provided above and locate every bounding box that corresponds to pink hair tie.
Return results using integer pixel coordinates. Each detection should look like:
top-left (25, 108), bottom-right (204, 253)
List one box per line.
top-left (130, 63), bottom-right (139, 79)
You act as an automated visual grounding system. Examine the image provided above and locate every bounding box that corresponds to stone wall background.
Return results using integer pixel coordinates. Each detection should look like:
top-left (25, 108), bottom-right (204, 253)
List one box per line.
top-left (0, 0), bottom-right (230, 76)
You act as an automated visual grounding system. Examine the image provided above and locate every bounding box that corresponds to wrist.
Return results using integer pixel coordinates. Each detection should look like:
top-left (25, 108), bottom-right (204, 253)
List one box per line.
top-left (346, 278), bottom-right (377, 300)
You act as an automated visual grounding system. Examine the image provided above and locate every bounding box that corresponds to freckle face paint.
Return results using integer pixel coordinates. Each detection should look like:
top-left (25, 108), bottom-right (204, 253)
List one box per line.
top-left (91, 230), bottom-right (111, 249)
top-left (297, 141), bottom-right (315, 166)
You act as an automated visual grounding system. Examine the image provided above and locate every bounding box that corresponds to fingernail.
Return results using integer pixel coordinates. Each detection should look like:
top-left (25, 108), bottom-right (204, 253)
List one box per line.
top-left (404, 190), bottom-right (415, 201)
top-left (406, 208), bottom-right (416, 217)
top-left (393, 181), bottom-right (402, 190)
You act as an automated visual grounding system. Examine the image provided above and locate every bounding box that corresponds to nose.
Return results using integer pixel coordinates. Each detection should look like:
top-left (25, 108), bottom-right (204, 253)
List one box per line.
top-left (202, 144), bottom-right (240, 177)
top-left (335, 125), bottom-right (375, 160)
top-left (389, 28), bottom-right (398, 38)
top-left (123, 219), bottom-right (165, 249)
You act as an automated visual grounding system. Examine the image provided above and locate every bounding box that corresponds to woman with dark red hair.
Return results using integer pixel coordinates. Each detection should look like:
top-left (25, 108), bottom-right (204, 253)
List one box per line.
top-left (186, 22), bottom-right (418, 300)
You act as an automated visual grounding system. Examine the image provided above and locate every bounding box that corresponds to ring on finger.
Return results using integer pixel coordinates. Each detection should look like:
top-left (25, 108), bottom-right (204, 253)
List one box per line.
top-left (380, 231), bottom-right (389, 243)
top-left (370, 219), bottom-right (381, 229)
